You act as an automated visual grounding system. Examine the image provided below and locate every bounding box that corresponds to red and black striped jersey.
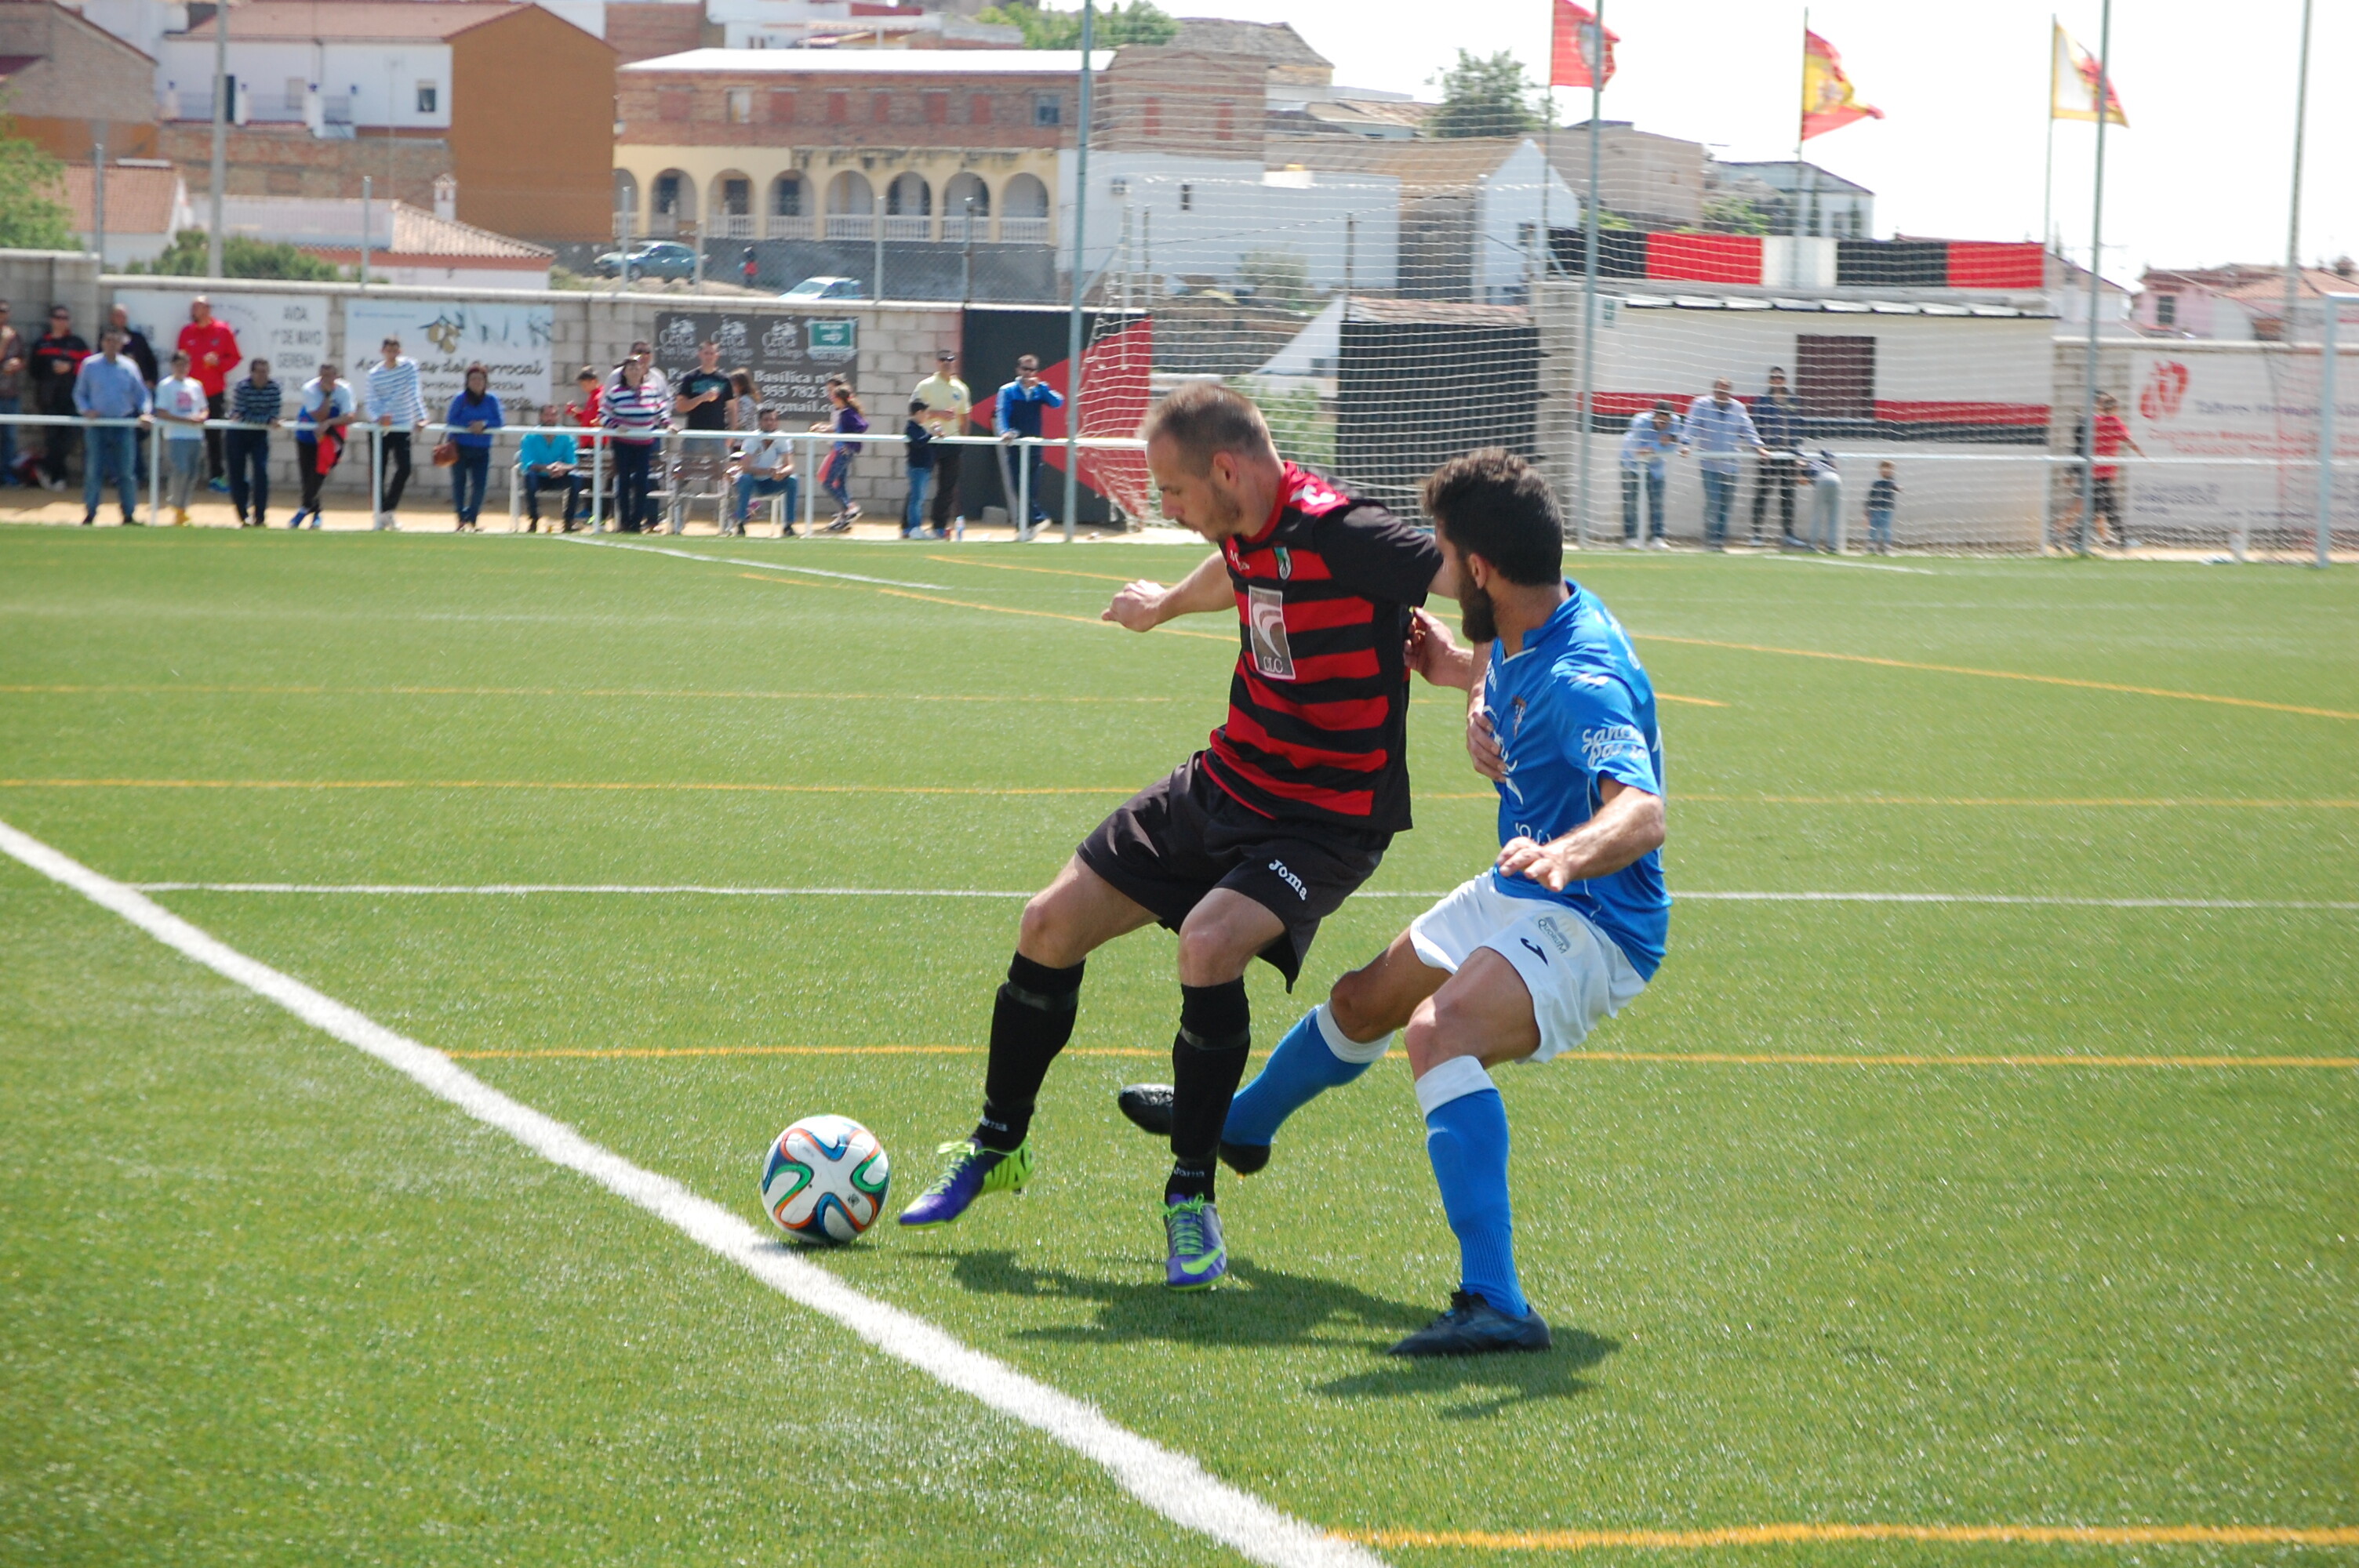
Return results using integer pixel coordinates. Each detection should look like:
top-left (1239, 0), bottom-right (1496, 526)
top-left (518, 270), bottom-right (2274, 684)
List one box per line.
top-left (1202, 464), bottom-right (1444, 833)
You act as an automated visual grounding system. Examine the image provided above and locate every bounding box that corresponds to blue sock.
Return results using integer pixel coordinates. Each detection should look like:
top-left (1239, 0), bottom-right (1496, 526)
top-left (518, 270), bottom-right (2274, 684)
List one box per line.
top-left (1222, 1004), bottom-right (1373, 1148)
top-left (1419, 1064), bottom-right (1528, 1319)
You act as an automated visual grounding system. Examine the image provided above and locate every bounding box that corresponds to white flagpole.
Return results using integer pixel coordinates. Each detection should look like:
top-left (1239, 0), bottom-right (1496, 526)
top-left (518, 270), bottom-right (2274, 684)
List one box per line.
top-left (2074, 0), bottom-right (2114, 556)
top-left (1574, 0), bottom-right (1605, 550)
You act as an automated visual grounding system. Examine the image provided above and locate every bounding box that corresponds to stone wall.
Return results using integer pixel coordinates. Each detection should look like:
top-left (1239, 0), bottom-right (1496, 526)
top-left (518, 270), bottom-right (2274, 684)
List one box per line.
top-left (159, 125), bottom-right (451, 209)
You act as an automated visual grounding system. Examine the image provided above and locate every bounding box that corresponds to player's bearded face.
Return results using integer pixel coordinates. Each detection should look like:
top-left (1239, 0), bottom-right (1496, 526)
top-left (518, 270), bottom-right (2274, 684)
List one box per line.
top-left (1459, 573), bottom-right (1499, 644)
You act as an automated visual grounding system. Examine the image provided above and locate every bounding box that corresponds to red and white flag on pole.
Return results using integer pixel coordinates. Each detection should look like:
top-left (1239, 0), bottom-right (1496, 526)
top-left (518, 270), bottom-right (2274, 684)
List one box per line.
top-left (2050, 24), bottom-right (2127, 125)
top-left (1550, 0), bottom-right (1617, 89)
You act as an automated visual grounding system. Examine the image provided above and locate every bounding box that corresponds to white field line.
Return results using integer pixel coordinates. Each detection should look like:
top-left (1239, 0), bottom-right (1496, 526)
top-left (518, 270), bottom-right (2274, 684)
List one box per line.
top-left (1753, 552), bottom-right (1937, 575)
top-left (0, 818), bottom-right (1381, 1568)
top-left (562, 533), bottom-right (950, 591)
top-left (125, 882), bottom-right (2359, 912)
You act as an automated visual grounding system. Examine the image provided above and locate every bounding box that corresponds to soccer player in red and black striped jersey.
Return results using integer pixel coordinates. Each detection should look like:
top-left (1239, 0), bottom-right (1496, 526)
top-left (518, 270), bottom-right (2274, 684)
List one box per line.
top-left (898, 382), bottom-right (1462, 1288)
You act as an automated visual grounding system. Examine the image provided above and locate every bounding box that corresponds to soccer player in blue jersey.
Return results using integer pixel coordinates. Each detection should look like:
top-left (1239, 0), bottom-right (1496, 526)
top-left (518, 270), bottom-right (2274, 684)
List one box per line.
top-left (1120, 448), bottom-right (1669, 1354)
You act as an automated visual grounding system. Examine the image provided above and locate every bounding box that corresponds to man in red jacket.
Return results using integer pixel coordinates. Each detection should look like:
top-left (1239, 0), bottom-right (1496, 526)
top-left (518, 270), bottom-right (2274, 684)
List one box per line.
top-left (176, 296), bottom-right (241, 489)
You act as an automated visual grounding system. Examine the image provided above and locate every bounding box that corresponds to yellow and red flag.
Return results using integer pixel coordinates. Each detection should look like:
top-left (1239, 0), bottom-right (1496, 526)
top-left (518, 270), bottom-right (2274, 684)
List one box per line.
top-left (1550, 0), bottom-right (1618, 89)
top-left (2050, 24), bottom-right (2127, 125)
top-left (1800, 27), bottom-right (1881, 141)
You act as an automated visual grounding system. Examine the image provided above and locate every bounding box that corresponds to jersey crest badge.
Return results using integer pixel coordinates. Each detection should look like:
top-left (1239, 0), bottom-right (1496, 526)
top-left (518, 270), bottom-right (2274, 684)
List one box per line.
top-left (1275, 546), bottom-right (1292, 580)
top-left (1246, 585), bottom-right (1296, 680)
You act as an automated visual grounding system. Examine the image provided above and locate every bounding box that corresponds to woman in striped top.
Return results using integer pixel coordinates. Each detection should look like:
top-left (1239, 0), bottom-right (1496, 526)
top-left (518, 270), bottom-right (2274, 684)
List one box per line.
top-left (227, 358), bottom-right (281, 527)
top-left (600, 355), bottom-right (667, 532)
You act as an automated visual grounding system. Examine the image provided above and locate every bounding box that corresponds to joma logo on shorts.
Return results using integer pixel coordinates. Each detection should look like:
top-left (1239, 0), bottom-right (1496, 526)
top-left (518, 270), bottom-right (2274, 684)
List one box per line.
top-left (1267, 858), bottom-right (1308, 901)
top-left (1533, 916), bottom-right (1572, 953)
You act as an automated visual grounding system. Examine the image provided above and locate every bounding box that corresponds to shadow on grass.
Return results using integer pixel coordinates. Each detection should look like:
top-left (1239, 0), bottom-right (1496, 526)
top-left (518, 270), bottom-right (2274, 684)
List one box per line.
top-left (1310, 1327), bottom-right (1619, 1419)
top-left (938, 1248), bottom-right (1432, 1348)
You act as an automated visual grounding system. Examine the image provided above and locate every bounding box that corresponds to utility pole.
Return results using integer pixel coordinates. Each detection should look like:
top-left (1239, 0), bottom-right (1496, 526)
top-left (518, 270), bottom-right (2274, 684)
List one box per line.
top-left (2074, 0), bottom-right (2114, 557)
top-left (1060, 0), bottom-right (1093, 543)
top-left (359, 174), bottom-right (371, 286)
top-left (90, 134), bottom-right (105, 267)
top-left (207, 0), bottom-right (227, 278)
top-left (2280, 0), bottom-right (2314, 337)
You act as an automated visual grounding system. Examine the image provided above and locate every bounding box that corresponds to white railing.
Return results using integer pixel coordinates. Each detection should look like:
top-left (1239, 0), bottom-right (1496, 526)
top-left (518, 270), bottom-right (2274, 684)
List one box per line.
top-left (646, 212), bottom-right (684, 238)
top-left (709, 214), bottom-right (756, 241)
top-left (823, 214), bottom-right (874, 241)
top-left (880, 214), bottom-right (932, 241)
top-left (941, 215), bottom-right (987, 244)
top-left (998, 216), bottom-right (1050, 245)
top-left (765, 213), bottom-right (816, 241)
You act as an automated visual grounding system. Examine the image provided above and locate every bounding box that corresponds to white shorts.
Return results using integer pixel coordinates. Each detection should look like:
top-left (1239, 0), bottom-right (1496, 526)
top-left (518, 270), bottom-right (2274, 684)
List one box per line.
top-left (1408, 876), bottom-right (1647, 1063)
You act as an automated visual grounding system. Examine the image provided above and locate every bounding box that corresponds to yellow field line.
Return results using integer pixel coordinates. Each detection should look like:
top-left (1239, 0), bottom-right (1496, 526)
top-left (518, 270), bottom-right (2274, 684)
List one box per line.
top-left (0, 778), bottom-right (1131, 795)
top-left (440, 1044), bottom-right (2354, 1069)
top-left (0, 682), bottom-right (1177, 704)
top-left (1636, 633), bottom-right (2359, 721)
top-left (1348, 1523), bottom-right (2359, 1551)
top-left (924, 554), bottom-right (1136, 582)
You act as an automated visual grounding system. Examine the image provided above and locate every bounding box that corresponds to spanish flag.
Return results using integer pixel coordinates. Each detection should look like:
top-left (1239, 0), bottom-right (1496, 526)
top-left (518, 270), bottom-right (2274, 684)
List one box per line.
top-left (1550, 0), bottom-right (1618, 90)
top-left (1801, 27), bottom-right (1881, 141)
top-left (2050, 24), bottom-right (2127, 125)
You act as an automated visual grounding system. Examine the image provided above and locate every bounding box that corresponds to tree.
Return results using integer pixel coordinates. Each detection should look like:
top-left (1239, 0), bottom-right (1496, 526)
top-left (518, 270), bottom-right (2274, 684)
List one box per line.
top-left (1699, 195), bottom-right (1771, 236)
top-left (1238, 248), bottom-right (1310, 310)
top-left (0, 118), bottom-right (75, 251)
top-left (1425, 49), bottom-right (1543, 140)
top-left (128, 229), bottom-right (343, 281)
top-left (976, 0), bottom-right (1176, 49)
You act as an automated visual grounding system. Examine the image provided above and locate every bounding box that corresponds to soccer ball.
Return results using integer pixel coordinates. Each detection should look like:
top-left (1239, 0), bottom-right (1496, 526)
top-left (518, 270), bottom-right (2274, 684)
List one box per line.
top-left (761, 1115), bottom-right (890, 1246)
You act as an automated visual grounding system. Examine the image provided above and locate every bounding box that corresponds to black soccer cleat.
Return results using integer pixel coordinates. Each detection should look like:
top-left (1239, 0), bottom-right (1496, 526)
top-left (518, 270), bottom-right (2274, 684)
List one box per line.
top-left (1113, 1083), bottom-right (1270, 1175)
top-left (1387, 1291), bottom-right (1553, 1357)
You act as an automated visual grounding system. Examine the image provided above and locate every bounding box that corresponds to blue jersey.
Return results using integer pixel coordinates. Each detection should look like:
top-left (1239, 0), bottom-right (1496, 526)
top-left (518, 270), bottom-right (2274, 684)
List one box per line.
top-left (1481, 582), bottom-right (1670, 976)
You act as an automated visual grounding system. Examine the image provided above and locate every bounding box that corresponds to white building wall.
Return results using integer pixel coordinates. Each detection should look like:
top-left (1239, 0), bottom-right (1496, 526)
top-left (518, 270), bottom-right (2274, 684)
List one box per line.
top-left (1058, 151), bottom-right (1401, 295)
top-left (155, 38), bottom-right (453, 129)
top-left (1473, 140), bottom-right (1580, 303)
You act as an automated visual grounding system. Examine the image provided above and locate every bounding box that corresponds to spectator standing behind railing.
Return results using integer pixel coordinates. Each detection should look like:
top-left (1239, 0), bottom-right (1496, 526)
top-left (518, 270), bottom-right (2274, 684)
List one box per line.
top-left (110, 304), bottom-right (160, 492)
top-left (227, 358), bottom-right (280, 528)
top-left (599, 354), bottom-right (667, 534)
top-left (1801, 448), bottom-right (1842, 553)
top-left (445, 363), bottom-right (503, 533)
top-left (1678, 378), bottom-right (1768, 551)
top-left (914, 348), bottom-right (970, 538)
top-left (672, 339), bottom-right (732, 535)
top-left (288, 362), bottom-right (355, 529)
top-left (1619, 403), bottom-right (1679, 547)
top-left (901, 397), bottom-right (936, 539)
top-left (32, 305), bottom-right (88, 491)
top-left (729, 404), bottom-right (797, 536)
top-left (726, 368), bottom-right (759, 434)
top-left (994, 354), bottom-right (1062, 532)
top-left (0, 300), bottom-right (25, 486)
top-left (176, 296), bottom-right (239, 491)
top-left (812, 381), bottom-right (866, 533)
top-left (518, 404), bottom-right (582, 534)
top-left (71, 327), bottom-right (148, 526)
top-left (154, 350), bottom-right (209, 525)
top-left (1865, 460), bottom-right (1899, 555)
top-left (1747, 367), bottom-right (1801, 548)
top-left (365, 337), bottom-right (427, 532)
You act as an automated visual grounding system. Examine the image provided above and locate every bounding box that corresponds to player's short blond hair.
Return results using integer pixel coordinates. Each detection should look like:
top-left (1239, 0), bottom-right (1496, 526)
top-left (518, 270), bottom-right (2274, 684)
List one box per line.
top-left (1139, 380), bottom-right (1274, 474)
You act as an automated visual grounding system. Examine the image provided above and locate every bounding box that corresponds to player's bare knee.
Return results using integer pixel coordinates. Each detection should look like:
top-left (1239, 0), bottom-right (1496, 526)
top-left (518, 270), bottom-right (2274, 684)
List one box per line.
top-left (1328, 967), bottom-right (1378, 1040)
top-left (1174, 917), bottom-right (1251, 987)
top-left (1016, 888), bottom-right (1084, 968)
top-left (1405, 993), bottom-right (1483, 1077)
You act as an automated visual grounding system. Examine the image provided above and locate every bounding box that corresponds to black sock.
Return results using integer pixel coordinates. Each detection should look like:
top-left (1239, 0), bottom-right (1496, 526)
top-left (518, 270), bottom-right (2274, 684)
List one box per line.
top-left (973, 953), bottom-right (1084, 1152)
top-left (1167, 979), bottom-right (1252, 1203)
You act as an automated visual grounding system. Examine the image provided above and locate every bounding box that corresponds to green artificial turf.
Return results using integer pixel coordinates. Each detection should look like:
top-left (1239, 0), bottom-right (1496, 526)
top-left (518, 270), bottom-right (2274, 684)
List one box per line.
top-left (2, 527), bottom-right (2355, 1566)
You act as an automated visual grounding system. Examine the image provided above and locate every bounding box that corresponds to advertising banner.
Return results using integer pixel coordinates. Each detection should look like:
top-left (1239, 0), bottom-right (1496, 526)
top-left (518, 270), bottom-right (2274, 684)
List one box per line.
top-left (652, 310), bottom-right (858, 426)
top-left (113, 290), bottom-right (329, 385)
top-left (2127, 347), bottom-right (2357, 540)
top-left (342, 299), bottom-right (554, 416)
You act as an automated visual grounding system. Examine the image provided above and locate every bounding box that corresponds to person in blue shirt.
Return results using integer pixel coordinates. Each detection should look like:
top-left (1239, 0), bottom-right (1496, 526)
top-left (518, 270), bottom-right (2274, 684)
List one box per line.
top-left (516, 401), bottom-right (581, 533)
top-left (1679, 377), bottom-right (1768, 550)
top-left (1114, 448), bottom-right (1668, 1356)
top-left (444, 362), bottom-right (503, 532)
top-left (1617, 402), bottom-right (1679, 546)
top-left (993, 354), bottom-right (1063, 534)
top-left (72, 327), bottom-right (151, 526)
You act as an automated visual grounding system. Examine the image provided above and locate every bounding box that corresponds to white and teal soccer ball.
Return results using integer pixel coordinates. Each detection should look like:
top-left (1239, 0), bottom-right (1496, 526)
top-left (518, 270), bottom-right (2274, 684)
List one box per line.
top-left (761, 1115), bottom-right (890, 1246)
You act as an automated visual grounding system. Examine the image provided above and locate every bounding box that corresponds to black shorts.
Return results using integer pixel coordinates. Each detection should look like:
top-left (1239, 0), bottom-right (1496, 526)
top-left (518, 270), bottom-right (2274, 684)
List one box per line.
top-left (2092, 476), bottom-right (2122, 521)
top-left (1076, 754), bottom-right (1390, 986)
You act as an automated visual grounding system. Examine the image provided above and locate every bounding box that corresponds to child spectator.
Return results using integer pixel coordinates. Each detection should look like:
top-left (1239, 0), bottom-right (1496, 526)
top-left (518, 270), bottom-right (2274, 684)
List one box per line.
top-left (1802, 448), bottom-right (1842, 553)
top-left (227, 358), bottom-right (280, 528)
top-left (444, 363), bottom-right (503, 532)
top-left (518, 403), bottom-right (581, 533)
top-left (812, 382), bottom-right (866, 533)
top-left (153, 349), bottom-right (209, 525)
top-left (1866, 461), bottom-right (1899, 555)
top-left (902, 396), bottom-right (935, 539)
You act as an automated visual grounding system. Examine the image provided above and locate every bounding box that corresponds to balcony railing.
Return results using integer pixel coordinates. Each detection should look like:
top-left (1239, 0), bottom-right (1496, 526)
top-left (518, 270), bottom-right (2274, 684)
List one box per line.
top-left (941, 215), bottom-right (987, 244)
top-left (999, 216), bottom-right (1051, 245)
top-left (824, 214), bottom-right (873, 241)
top-left (879, 214), bottom-right (932, 241)
top-left (647, 212), bottom-right (684, 238)
top-left (709, 213), bottom-right (756, 240)
top-left (765, 213), bottom-right (816, 240)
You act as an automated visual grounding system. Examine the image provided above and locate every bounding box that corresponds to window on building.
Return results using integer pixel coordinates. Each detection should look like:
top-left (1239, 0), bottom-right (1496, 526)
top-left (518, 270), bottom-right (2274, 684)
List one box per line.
top-left (971, 93), bottom-right (992, 125)
top-left (726, 88), bottom-right (752, 124)
top-left (2155, 293), bottom-right (2178, 327)
top-left (1141, 96), bottom-right (1161, 138)
top-left (769, 89), bottom-right (795, 123)
top-left (416, 80), bottom-right (437, 114)
top-left (872, 91), bottom-right (891, 125)
top-left (654, 172), bottom-right (682, 215)
top-left (722, 176), bottom-right (750, 215)
top-left (772, 174), bottom-right (804, 216)
top-left (285, 76), bottom-right (305, 114)
top-left (1796, 334), bottom-right (1876, 419)
top-left (827, 91), bottom-right (848, 124)
top-left (1180, 182), bottom-right (1193, 212)
top-left (1033, 93), bottom-right (1062, 128)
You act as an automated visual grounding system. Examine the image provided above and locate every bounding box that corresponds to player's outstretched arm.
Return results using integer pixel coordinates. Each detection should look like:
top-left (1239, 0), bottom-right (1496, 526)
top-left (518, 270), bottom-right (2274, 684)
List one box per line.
top-left (1496, 778), bottom-right (1664, 890)
top-left (1102, 550), bottom-right (1230, 632)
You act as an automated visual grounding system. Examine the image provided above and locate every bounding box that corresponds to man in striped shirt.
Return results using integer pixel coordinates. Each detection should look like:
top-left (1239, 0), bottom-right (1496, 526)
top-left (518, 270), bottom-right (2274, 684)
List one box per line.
top-left (365, 337), bottom-right (426, 531)
top-left (900, 382), bottom-right (1462, 1290)
top-left (227, 358), bottom-right (282, 527)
